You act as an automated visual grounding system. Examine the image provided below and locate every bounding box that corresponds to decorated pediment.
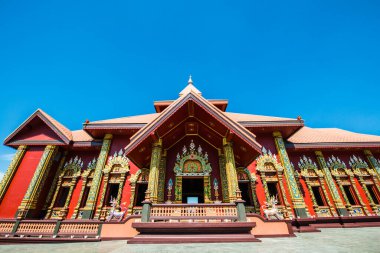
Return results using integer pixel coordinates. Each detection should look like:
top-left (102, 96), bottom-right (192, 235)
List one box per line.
top-left (174, 140), bottom-right (212, 176)
top-left (104, 149), bottom-right (130, 174)
top-left (62, 156), bottom-right (83, 177)
top-left (298, 155), bottom-right (322, 178)
top-left (348, 155), bottom-right (368, 169)
top-left (326, 155), bottom-right (346, 170)
top-left (256, 147), bottom-right (283, 173)
top-left (81, 158), bottom-right (97, 177)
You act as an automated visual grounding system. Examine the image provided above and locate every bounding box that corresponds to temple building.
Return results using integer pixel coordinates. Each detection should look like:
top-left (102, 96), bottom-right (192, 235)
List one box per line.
top-left (0, 78), bottom-right (380, 242)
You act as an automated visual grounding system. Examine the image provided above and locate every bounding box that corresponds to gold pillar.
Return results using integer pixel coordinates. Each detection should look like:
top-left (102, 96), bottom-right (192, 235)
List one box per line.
top-left (82, 134), bottom-right (112, 219)
top-left (273, 132), bottom-right (308, 218)
top-left (0, 145), bottom-right (27, 203)
top-left (218, 150), bottom-right (229, 203)
top-left (315, 151), bottom-right (348, 216)
top-left (223, 138), bottom-right (238, 202)
top-left (17, 145), bottom-right (58, 219)
top-left (157, 150), bottom-right (167, 203)
top-left (147, 139), bottom-right (162, 203)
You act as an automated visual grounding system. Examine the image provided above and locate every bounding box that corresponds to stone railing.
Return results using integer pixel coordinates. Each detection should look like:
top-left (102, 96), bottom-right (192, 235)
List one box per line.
top-left (0, 220), bottom-right (16, 234)
top-left (150, 203), bottom-right (238, 222)
top-left (58, 222), bottom-right (99, 235)
top-left (0, 219), bottom-right (101, 238)
top-left (17, 221), bottom-right (56, 234)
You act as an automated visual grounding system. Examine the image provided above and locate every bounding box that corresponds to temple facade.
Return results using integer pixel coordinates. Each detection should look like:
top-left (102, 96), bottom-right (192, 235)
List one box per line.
top-left (1, 78), bottom-right (380, 232)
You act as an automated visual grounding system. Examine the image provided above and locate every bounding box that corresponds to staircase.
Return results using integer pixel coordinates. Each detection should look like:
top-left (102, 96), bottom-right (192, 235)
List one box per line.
top-left (128, 222), bottom-right (260, 244)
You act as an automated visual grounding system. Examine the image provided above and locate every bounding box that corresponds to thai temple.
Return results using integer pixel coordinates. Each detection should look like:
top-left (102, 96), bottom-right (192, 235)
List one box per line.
top-left (0, 77), bottom-right (380, 243)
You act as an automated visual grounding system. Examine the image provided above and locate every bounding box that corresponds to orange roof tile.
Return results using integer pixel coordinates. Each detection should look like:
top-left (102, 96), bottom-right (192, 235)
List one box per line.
top-left (89, 113), bottom-right (159, 125)
top-left (38, 109), bottom-right (72, 140)
top-left (72, 130), bottom-right (94, 142)
top-left (288, 127), bottom-right (380, 144)
top-left (225, 112), bottom-right (297, 122)
top-left (4, 109), bottom-right (73, 145)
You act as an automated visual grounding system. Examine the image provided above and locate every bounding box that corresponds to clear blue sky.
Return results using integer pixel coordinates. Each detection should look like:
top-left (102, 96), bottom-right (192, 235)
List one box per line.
top-left (1, 0), bottom-right (380, 176)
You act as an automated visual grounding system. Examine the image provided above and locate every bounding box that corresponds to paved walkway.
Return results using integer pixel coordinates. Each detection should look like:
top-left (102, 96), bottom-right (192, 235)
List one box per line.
top-left (0, 227), bottom-right (379, 253)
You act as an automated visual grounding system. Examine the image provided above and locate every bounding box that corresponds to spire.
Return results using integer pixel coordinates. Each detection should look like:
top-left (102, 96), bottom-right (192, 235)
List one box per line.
top-left (188, 75), bottom-right (193, 84)
top-left (179, 75), bottom-right (202, 96)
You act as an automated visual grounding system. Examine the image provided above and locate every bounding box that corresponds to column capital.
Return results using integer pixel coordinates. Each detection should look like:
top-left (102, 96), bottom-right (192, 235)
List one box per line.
top-left (315, 150), bottom-right (323, 157)
top-left (364, 149), bottom-right (373, 156)
top-left (222, 137), bottom-right (233, 147)
top-left (273, 131), bottom-right (282, 138)
top-left (152, 138), bottom-right (162, 148)
top-left (104, 134), bottom-right (113, 140)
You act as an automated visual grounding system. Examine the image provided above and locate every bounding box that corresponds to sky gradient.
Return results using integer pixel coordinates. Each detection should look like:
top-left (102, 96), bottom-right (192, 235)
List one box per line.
top-left (1, 0), bottom-right (380, 178)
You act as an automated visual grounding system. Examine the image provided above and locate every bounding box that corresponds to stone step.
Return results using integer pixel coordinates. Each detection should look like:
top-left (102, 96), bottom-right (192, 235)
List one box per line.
top-left (128, 233), bottom-right (260, 244)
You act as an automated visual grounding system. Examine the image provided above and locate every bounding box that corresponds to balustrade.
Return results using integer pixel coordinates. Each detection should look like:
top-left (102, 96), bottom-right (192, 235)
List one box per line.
top-left (150, 203), bottom-right (238, 221)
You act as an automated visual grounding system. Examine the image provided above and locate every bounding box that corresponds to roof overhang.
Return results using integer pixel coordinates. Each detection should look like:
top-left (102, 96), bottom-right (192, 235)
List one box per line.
top-left (286, 142), bottom-right (380, 150)
top-left (126, 92), bottom-right (261, 167)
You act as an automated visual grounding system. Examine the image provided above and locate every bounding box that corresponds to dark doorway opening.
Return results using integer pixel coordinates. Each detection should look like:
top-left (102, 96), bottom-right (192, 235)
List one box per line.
top-left (182, 178), bottom-right (204, 203)
top-left (135, 183), bottom-right (148, 206)
top-left (239, 182), bottom-right (253, 206)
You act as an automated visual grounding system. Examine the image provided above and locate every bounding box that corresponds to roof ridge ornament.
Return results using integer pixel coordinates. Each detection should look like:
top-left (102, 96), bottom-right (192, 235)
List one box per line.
top-left (179, 75), bottom-right (202, 96)
top-left (188, 75), bottom-right (193, 84)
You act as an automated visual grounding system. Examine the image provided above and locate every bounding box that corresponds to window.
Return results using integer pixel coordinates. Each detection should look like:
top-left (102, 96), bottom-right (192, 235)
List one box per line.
top-left (80, 186), bottom-right (91, 208)
top-left (367, 185), bottom-right (380, 205)
top-left (105, 184), bottom-right (120, 206)
top-left (343, 185), bottom-right (358, 205)
top-left (267, 182), bottom-right (283, 205)
top-left (311, 186), bottom-right (326, 206)
top-left (55, 187), bottom-right (70, 208)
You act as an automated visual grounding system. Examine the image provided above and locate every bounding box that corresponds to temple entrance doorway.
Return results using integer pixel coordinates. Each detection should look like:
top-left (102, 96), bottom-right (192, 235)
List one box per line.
top-left (182, 178), bottom-right (204, 204)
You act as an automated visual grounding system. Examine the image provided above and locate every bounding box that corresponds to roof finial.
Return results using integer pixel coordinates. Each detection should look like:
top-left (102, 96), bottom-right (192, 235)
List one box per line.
top-left (188, 75), bottom-right (193, 84)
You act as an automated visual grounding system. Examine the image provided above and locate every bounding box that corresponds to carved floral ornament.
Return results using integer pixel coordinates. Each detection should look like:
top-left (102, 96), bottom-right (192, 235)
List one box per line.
top-left (129, 168), bottom-right (149, 183)
top-left (81, 158), bottom-right (97, 177)
top-left (297, 155), bottom-right (323, 178)
top-left (237, 167), bottom-right (257, 182)
top-left (256, 147), bottom-right (283, 173)
top-left (348, 155), bottom-right (374, 177)
top-left (326, 155), bottom-right (354, 177)
top-left (104, 148), bottom-right (130, 174)
top-left (62, 156), bottom-right (84, 177)
top-left (174, 139), bottom-right (212, 176)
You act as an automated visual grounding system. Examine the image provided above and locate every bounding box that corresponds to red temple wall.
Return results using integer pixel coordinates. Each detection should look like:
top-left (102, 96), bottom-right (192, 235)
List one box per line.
top-left (0, 147), bottom-right (44, 218)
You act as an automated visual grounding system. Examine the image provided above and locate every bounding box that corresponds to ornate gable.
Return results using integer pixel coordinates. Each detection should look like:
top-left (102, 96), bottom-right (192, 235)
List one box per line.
top-left (174, 140), bottom-right (212, 176)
